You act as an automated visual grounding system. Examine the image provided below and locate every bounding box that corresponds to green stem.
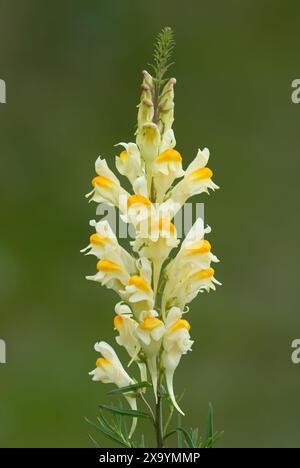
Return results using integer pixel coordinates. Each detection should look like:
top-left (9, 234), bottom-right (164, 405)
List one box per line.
top-left (155, 371), bottom-right (164, 448)
top-left (153, 259), bottom-right (163, 298)
top-left (146, 162), bottom-right (153, 200)
top-left (139, 392), bottom-right (155, 422)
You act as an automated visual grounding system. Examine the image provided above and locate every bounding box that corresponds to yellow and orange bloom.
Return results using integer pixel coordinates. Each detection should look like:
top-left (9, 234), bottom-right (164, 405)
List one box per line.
top-left (83, 46), bottom-right (221, 427)
top-left (165, 266), bottom-right (221, 312)
top-left (121, 267), bottom-right (154, 319)
top-left (135, 315), bottom-right (165, 400)
top-left (166, 148), bottom-right (219, 215)
top-left (153, 145), bottom-right (185, 202)
top-left (161, 218), bottom-right (219, 315)
top-left (113, 302), bottom-right (147, 383)
top-left (89, 341), bottom-right (137, 437)
top-left (115, 142), bottom-right (147, 196)
top-left (86, 157), bottom-right (129, 212)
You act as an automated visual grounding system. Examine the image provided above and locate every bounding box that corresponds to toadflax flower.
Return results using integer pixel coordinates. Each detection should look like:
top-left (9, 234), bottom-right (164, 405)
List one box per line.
top-left (89, 341), bottom-right (137, 437)
top-left (165, 148), bottom-right (219, 216)
top-left (83, 27), bottom-right (221, 448)
top-left (135, 313), bottom-right (165, 401)
top-left (114, 302), bottom-right (147, 382)
top-left (121, 258), bottom-right (154, 320)
top-left (86, 157), bottom-right (129, 213)
top-left (161, 218), bottom-right (220, 316)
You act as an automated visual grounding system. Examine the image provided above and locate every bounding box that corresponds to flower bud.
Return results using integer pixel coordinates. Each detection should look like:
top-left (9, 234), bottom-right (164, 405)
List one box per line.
top-left (158, 78), bottom-right (176, 134)
top-left (137, 70), bottom-right (154, 131)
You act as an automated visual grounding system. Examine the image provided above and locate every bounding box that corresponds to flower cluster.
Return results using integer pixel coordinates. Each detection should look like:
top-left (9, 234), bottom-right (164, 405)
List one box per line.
top-left (83, 66), bottom-right (220, 438)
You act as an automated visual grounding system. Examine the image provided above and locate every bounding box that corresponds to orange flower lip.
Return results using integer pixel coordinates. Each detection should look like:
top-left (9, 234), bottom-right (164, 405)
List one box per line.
top-left (171, 319), bottom-right (191, 333)
top-left (152, 219), bottom-right (176, 236)
top-left (114, 315), bottom-right (123, 330)
top-left (89, 233), bottom-right (110, 247)
top-left (188, 239), bottom-right (211, 254)
top-left (128, 194), bottom-right (151, 208)
top-left (156, 149), bottom-right (182, 163)
top-left (194, 267), bottom-right (215, 280)
top-left (96, 357), bottom-right (111, 367)
top-left (92, 175), bottom-right (114, 188)
top-left (139, 316), bottom-right (163, 331)
top-left (189, 167), bottom-right (213, 181)
top-left (128, 275), bottom-right (151, 292)
top-left (97, 259), bottom-right (122, 272)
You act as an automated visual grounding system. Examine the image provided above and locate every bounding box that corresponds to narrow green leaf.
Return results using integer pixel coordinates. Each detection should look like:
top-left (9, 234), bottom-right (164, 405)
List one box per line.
top-left (192, 427), bottom-right (199, 446)
top-left (99, 403), bottom-right (151, 419)
top-left (164, 429), bottom-right (177, 441)
top-left (206, 403), bottom-right (214, 448)
top-left (175, 427), bottom-right (195, 448)
top-left (177, 414), bottom-right (182, 448)
top-left (85, 417), bottom-right (129, 448)
top-left (88, 434), bottom-right (101, 448)
top-left (140, 433), bottom-right (145, 448)
top-left (107, 381), bottom-right (151, 395)
top-left (203, 431), bottom-right (224, 448)
top-left (164, 426), bottom-right (195, 448)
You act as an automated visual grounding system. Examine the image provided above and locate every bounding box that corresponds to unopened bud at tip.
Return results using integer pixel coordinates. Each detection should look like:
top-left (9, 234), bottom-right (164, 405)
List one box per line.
top-left (143, 98), bottom-right (153, 107)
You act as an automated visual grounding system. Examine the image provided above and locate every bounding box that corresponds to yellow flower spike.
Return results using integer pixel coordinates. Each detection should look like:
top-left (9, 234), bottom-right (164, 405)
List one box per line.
top-left (92, 175), bottom-right (114, 188)
top-left (139, 316), bottom-right (163, 331)
top-left (97, 259), bottom-right (122, 273)
top-left (156, 148), bottom-right (182, 163)
top-left (128, 275), bottom-right (151, 292)
top-left (170, 319), bottom-right (191, 333)
top-left (189, 167), bottom-right (213, 181)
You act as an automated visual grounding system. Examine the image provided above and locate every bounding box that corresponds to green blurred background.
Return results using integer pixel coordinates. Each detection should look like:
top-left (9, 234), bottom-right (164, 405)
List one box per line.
top-left (0, 0), bottom-right (299, 448)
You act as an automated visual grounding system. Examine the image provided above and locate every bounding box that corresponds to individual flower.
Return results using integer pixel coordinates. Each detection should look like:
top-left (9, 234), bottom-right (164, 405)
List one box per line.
top-left (161, 307), bottom-right (193, 415)
top-left (121, 258), bottom-right (154, 319)
top-left (86, 157), bottom-right (129, 212)
top-left (114, 302), bottom-right (147, 383)
top-left (135, 314), bottom-right (165, 400)
top-left (89, 341), bottom-right (137, 437)
top-left (81, 220), bottom-right (136, 270)
top-left (84, 220), bottom-right (137, 295)
top-left (166, 148), bottom-right (219, 215)
top-left (115, 142), bottom-right (145, 192)
top-left (86, 258), bottom-right (130, 294)
top-left (153, 129), bottom-right (184, 203)
top-left (161, 218), bottom-right (219, 316)
top-left (166, 267), bottom-right (221, 311)
top-left (136, 122), bottom-right (161, 164)
top-left (122, 194), bottom-right (155, 237)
